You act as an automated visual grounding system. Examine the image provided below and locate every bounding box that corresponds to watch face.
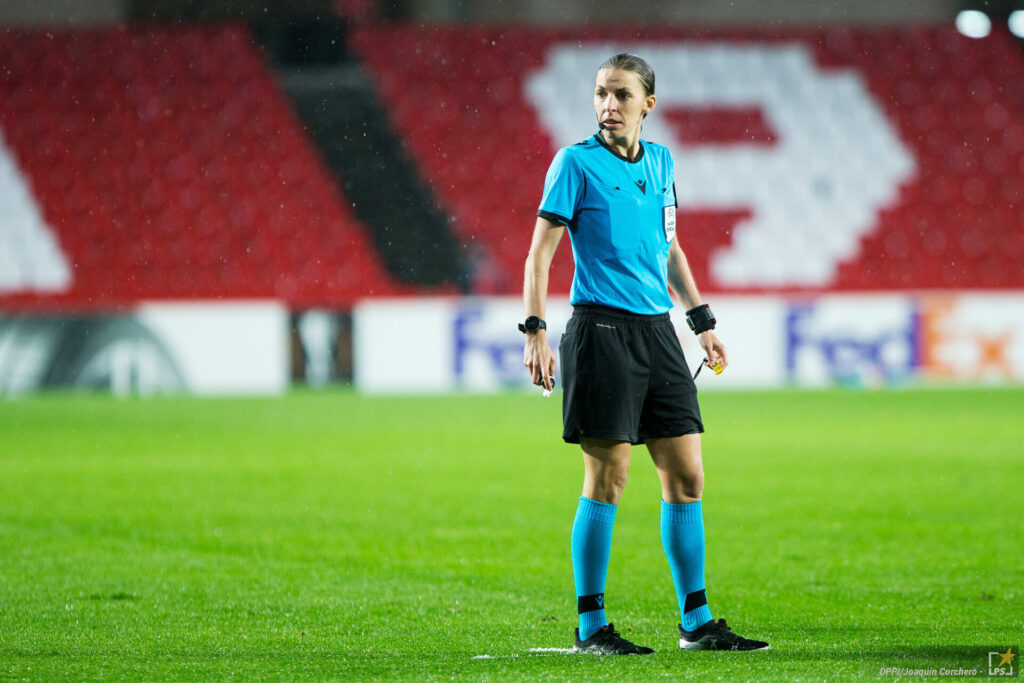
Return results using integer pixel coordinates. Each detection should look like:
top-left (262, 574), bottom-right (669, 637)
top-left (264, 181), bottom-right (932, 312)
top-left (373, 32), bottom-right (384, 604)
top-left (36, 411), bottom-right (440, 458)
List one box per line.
top-left (525, 316), bottom-right (540, 331)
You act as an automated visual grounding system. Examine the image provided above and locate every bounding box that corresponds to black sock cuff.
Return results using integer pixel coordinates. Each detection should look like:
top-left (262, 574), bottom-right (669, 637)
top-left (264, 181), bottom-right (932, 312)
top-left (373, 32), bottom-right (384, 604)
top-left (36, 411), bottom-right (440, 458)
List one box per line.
top-left (577, 593), bottom-right (605, 614)
top-left (684, 589), bottom-right (707, 613)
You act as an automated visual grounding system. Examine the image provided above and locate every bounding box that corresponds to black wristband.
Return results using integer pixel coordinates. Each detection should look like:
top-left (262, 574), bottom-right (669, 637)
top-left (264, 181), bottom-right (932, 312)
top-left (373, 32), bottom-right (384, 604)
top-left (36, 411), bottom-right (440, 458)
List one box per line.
top-left (685, 304), bottom-right (716, 335)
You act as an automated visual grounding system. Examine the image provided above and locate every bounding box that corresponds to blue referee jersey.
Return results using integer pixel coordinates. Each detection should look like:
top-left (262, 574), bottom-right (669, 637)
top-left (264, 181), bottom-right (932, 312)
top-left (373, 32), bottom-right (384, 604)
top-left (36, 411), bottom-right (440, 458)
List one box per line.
top-left (538, 132), bottom-right (678, 315)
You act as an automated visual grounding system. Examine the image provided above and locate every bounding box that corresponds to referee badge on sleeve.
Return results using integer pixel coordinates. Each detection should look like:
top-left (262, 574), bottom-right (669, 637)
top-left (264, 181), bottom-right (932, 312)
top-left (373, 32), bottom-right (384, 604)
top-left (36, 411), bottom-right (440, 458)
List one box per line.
top-left (663, 206), bottom-right (676, 242)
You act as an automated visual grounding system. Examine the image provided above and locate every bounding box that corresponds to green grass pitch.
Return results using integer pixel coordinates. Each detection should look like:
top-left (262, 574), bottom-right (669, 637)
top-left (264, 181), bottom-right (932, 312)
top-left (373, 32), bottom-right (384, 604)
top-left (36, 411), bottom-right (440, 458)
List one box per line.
top-left (1, 388), bottom-right (1022, 680)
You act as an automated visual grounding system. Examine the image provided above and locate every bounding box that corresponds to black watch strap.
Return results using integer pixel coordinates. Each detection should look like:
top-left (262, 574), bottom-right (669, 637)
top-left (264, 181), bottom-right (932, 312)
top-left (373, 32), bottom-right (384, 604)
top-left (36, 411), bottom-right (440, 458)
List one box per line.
top-left (518, 316), bottom-right (547, 333)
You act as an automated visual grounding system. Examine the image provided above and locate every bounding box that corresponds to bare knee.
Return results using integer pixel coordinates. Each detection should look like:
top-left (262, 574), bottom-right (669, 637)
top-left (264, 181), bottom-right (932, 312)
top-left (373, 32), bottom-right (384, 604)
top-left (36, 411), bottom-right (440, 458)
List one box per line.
top-left (586, 461), bottom-right (630, 504)
top-left (648, 435), bottom-right (704, 504)
top-left (680, 470), bottom-right (704, 500)
top-left (581, 439), bottom-right (631, 505)
top-left (656, 463), bottom-right (703, 503)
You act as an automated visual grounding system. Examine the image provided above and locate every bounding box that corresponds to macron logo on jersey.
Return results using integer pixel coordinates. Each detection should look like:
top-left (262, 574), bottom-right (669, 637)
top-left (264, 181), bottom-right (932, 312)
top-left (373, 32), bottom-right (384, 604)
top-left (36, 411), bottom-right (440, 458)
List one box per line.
top-left (634, 179), bottom-right (646, 194)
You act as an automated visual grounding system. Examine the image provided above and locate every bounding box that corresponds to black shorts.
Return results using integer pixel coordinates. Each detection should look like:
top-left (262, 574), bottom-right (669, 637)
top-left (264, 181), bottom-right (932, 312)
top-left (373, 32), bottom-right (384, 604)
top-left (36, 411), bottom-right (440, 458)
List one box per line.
top-left (559, 305), bottom-right (704, 445)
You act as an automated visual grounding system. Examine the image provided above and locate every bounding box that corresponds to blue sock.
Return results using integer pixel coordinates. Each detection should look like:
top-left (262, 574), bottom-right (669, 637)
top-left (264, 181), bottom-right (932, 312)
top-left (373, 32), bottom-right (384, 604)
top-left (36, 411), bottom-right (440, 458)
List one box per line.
top-left (571, 496), bottom-right (617, 641)
top-left (661, 500), bottom-right (714, 632)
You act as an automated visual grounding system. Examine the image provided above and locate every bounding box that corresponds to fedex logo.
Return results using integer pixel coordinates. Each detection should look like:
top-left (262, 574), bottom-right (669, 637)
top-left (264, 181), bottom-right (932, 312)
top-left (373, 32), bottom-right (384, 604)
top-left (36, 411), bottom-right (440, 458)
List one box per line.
top-left (453, 307), bottom-right (523, 386)
top-left (453, 305), bottom-right (568, 388)
top-left (785, 300), bottom-right (920, 385)
top-left (784, 296), bottom-right (1022, 386)
top-left (917, 296), bottom-right (1020, 383)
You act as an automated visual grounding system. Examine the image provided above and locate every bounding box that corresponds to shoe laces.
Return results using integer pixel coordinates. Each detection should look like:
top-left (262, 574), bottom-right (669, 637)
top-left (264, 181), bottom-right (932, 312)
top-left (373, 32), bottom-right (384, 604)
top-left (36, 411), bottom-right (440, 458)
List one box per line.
top-left (600, 623), bottom-right (622, 638)
top-left (710, 619), bottom-right (744, 644)
top-left (599, 623), bottom-right (639, 646)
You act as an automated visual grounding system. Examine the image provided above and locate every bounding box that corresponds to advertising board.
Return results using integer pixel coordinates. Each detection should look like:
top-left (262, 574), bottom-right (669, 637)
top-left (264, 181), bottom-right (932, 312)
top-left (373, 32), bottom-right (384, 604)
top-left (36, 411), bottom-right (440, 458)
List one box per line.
top-left (354, 294), bottom-right (1024, 393)
top-left (0, 302), bottom-right (288, 396)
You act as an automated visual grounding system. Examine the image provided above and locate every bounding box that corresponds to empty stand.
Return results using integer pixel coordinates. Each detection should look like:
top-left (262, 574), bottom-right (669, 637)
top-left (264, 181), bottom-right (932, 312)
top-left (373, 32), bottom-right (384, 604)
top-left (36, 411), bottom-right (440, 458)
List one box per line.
top-left (0, 26), bottom-right (405, 309)
top-left (352, 26), bottom-right (1024, 294)
top-left (4, 25), bottom-right (1022, 307)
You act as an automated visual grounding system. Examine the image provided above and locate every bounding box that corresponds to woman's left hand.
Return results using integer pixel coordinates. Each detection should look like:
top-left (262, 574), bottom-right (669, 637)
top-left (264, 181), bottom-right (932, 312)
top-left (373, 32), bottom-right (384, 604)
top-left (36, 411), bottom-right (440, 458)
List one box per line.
top-left (698, 331), bottom-right (728, 370)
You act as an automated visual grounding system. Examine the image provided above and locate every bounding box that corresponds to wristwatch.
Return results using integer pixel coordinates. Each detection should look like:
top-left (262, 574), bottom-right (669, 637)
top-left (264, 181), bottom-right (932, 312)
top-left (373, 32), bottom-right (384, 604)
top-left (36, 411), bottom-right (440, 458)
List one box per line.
top-left (518, 316), bottom-right (547, 334)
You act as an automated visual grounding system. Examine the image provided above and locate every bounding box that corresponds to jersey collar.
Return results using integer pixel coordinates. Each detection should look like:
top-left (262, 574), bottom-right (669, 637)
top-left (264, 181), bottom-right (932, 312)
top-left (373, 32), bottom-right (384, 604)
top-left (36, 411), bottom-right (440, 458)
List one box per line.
top-left (594, 132), bottom-right (645, 164)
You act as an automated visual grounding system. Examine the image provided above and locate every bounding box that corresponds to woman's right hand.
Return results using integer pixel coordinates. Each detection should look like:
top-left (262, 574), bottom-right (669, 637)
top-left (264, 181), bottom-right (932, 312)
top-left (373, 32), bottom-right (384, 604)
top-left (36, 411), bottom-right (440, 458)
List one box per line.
top-left (523, 331), bottom-right (556, 391)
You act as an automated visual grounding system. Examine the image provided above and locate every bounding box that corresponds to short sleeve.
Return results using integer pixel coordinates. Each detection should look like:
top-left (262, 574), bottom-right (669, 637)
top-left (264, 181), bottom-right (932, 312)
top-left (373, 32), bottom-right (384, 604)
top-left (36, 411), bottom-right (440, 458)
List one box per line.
top-left (537, 148), bottom-right (583, 227)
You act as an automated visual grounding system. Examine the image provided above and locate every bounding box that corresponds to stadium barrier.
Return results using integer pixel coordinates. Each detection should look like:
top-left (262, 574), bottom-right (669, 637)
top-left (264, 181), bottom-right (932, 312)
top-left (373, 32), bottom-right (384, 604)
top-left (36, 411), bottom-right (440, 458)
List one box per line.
top-left (0, 302), bottom-right (288, 396)
top-left (353, 294), bottom-right (1024, 393)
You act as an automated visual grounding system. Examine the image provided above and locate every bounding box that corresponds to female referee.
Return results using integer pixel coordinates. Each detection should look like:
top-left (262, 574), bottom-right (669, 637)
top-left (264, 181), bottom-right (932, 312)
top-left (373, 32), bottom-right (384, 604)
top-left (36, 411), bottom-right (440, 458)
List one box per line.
top-left (521, 53), bottom-right (769, 654)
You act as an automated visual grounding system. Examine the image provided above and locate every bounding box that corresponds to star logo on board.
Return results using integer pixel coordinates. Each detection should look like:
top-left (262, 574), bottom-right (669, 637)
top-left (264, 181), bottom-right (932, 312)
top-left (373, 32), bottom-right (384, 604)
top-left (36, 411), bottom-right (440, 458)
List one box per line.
top-left (988, 646), bottom-right (1018, 676)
